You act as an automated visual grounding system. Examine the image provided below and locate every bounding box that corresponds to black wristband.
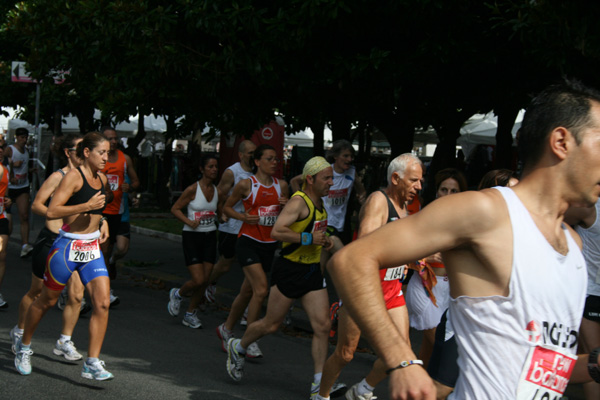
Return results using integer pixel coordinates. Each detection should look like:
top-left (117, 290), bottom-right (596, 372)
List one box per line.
top-left (385, 360), bottom-right (423, 375)
top-left (590, 347), bottom-right (600, 384)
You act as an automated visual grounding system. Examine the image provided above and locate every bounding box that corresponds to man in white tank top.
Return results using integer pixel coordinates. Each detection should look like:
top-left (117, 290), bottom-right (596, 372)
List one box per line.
top-left (6, 128), bottom-right (33, 257)
top-left (327, 80), bottom-right (600, 399)
top-left (205, 140), bottom-right (256, 303)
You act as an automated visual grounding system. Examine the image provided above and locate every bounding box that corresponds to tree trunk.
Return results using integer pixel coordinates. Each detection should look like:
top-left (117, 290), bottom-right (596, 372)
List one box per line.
top-left (308, 122), bottom-right (325, 156)
top-left (126, 112), bottom-right (146, 157)
top-left (494, 106), bottom-right (519, 169)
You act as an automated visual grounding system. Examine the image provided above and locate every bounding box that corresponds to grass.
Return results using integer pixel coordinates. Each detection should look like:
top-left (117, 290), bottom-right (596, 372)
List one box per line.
top-left (130, 217), bottom-right (182, 235)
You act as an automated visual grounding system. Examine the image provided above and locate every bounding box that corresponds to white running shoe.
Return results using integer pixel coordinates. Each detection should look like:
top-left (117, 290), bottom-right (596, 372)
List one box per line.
top-left (53, 339), bottom-right (83, 361)
top-left (167, 288), bottom-right (181, 317)
top-left (20, 244), bottom-right (34, 258)
top-left (311, 381), bottom-right (348, 399)
top-left (226, 338), bottom-right (245, 381)
top-left (0, 292), bottom-right (7, 309)
top-left (10, 326), bottom-right (22, 355)
top-left (81, 359), bottom-right (114, 380)
top-left (57, 287), bottom-right (68, 310)
top-left (246, 341), bottom-right (263, 359)
top-left (240, 306), bottom-right (248, 327)
top-left (15, 345), bottom-right (33, 375)
top-left (216, 323), bottom-right (233, 352)
top-left (109, 290), bottom-right (120, 308)
top-left (205, 284), bottom-right (216, 303)
top-left (182, 310), bottom-right (202, 329)
top-left (344, 382), bottom-right (376, 399)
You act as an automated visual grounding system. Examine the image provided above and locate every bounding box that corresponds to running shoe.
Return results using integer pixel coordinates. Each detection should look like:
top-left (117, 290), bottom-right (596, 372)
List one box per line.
top-left (57, 288), bottom-right (68, 310)
top-left (81, 359), bottom-right (114, 380)
top-left (80, 297), bottom-right (92, 315)
top-left (167, 288), bottom-right (181, 317)
top-left (20, 243), bottom-right (34, 258)
top-left (344, 383), bottom-right (376, 400)
top-left (53, 339), bottom-right (83, 361)
top-left (0, 292), bottom-right (7, 309)
top-left (311, 381), bottom-right (347, 399)
top-left (109, 290), bottom-right (120, 308)
top-left (283, 305), bottom-right (294, 327)
top-left (14, 342), bottom-right (33, 375)
top-left (205, 283), bottom-right (216, 303)
top-left (182, 310), bottom-right (202, 329)
top-left (226, 338), bottom-right (245, 381)
top-left (216, 323), bottom-right (233, 352)
top-left (246, 341), bottom-right (263, 359)
top-left (240, 306), bottom-right (248, 328)
top-left (10, 326), bottom-right (22, 355)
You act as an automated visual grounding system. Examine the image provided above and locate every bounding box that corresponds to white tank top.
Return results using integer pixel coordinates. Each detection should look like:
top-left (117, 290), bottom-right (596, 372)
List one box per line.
top-left (182, 182), bottom-right (217, 233)
top-left (575, 199), bottom-right (600, 296)
top-left (322, 164), bottom-right (355, 231)
top-left (449, 187), bottom-right (586, 400)
top-left (218, 162), bottom-right (253, 234)
top-left (8, 144), bottom-right (29, 189)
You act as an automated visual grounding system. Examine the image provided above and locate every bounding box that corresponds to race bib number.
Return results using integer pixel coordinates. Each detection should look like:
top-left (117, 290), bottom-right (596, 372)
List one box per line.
top-left (15, 173), bottom-right (27, 186)
top-left (193, 211), bottom-right (216, 226)
top-left (383, 265), bottom-right (407, 281)
top-left (327, 189), bottom-right (349, 207)
top-left (313, 219), bottom-right (328, 233)
top-left (68, 239), bottom-right (101, 262)
top-left (107, 174), bottom-right (119, 191)
top-left (258, 205), bottom-right (280, 226)
top-left (516, 345), bottom-right (577, 400)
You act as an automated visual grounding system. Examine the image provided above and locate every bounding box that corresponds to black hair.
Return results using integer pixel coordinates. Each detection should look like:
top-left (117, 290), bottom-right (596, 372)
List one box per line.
top-left (519, 79), bottom-right (600, 169)
top-left (478, 169), bottom-right (519, 190)
top-left (15, 127), bottom-right (29, 137)
top-left (251, 144), bottom-right (276, 173)
top-left (58, 133), bottom-right (83, 166)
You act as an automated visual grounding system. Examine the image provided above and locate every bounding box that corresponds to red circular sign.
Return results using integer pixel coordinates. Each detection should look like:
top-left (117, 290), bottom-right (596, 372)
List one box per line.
top-left (261, 127), bottom-right (274, 140)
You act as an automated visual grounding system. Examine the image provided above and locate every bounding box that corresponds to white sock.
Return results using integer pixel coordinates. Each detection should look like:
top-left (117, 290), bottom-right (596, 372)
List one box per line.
top-left (313, 372), bottom-right (323, 385)
top-left (235, 341), bottom-right (246, 355)
top-left (315, 396), bottom-right (330, 400)
top-left (357, 378), bottom-right (375, 395)
top-left (13, 325), bottom-right (24, 335)
top-left (59, 334), bottom-right (71, 343)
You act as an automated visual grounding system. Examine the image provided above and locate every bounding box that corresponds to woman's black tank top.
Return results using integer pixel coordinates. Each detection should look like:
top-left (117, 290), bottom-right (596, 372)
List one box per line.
top-left (65, 167), bottom-right (106, 215)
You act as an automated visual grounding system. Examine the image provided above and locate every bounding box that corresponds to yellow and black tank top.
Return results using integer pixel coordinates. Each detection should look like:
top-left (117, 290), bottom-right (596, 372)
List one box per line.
top-left (281, 191), bottom-right (328, 264)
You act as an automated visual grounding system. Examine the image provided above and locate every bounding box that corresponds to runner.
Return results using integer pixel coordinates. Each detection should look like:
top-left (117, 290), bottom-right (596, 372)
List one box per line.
top-left (216, 144), bottom-right (288, 359)
top-left (10, 134), bottom-right (89, 362)
top-left (327, 80), bottom-right (600, 399)
top-left (205, 140), bottom-right (255, 304)
top-left (14, 132), bottom-right (115, 380)
top-left (317, 154), bottom-right (422, 400)
top-left (168, 154), bottom-right (220, 328)
top-left (5, 128), bottom-right (33, 257)
top-left (225, 156), bottom-right (345, 398)
top-left (0, 145), bottom-right (11, 308)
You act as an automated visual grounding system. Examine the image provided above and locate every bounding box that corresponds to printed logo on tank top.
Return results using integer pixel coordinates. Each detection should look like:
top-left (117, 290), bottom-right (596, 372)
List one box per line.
top-left (313, 219), bottom-right (327, 233)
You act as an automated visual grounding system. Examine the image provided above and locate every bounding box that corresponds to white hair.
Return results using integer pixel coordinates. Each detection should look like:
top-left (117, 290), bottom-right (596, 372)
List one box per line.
top-left (387, 153), bottom-right (423, 185)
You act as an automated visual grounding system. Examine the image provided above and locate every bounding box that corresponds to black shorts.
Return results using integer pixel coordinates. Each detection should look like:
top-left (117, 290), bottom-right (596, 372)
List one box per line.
top-left (427, 309), bottom-right (458, 388)
top-left (31, 226), bottom-right (58, 279)
top-left (103, 213), bottom-right (122, 244)
top-left (182, 230), bottom-right (217, 266)
top-left (117, 221), bottom-right (130, 239)
top-left (271, 256), bottom-right (326, 299)
top-left (8, 186), bottom-right (30, 201)
top-left (218, 231), bottom-right (238, 259)
top-left (235, 235), bottom-right (277, 271)
top-left (583, 295), bottom-right (600, 322)
top-left (0, 218), bottom-right (8, 236)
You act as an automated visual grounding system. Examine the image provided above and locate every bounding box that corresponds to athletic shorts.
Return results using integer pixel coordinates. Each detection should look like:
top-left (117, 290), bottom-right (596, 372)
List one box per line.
top-left (8, 186), bottom-right (30, 200)
top-left (427, 309), bottom-right (458, 388)
top-left (583, 295), bottom-right (600, 322)
top-left (405, 273), bottom-right (450, 330)
top-left (117, 221), bottom-right (130, 239)
top-left (235, 235), bottom-right (277, 271)
top-left (218, 231), bottom-right (238, 259)
top-left (382, 279), bottom-right (406, 309)
top-left (271, 256), bottom-right (327, 299)
top-left (44, 230), bottom-right (108, 291)
top-left (0, 218), bottom-right (8, 236)
top-left (182, 230), bottom-right (217, 266)
top-left (31, 226), bottom-right (58, 279)
top-left (103, 213), bottom-right (122, 244)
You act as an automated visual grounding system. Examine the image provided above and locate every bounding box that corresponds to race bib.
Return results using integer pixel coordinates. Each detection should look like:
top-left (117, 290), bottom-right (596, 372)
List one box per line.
top-left (313, 219), bottom-right (328, 233)
top-left (516, 345), bottom-right (577, 400)
top-left (193, 211), bottom-right (216, 226)
top-left (327, 189), bottom-right (349, 207)
top-left (107, 174), bottom-right (119, 191)
top-left (258, 205), bottom-right (280, 226)
top-left (15, 173), bottom-right (27, 186)
top-left (383, 265), bottom-right (407, 281)
top-left (68, 239), bottom-right (101, 262)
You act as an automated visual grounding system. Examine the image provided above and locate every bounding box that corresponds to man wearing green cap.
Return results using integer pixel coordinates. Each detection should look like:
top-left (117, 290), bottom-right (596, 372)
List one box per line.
top-left (226, 156), bottom-right (345, 397)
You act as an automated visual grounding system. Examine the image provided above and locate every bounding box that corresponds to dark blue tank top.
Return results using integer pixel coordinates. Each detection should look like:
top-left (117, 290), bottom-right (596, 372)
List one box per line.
top-left (65, 167), bottom-right (106, 215)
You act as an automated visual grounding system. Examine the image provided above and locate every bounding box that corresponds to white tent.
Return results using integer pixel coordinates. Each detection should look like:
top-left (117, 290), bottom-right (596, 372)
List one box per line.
top-left (458, 110), bottom-right (525, 157)
top-left (285, 126), bottom-right (334, 147)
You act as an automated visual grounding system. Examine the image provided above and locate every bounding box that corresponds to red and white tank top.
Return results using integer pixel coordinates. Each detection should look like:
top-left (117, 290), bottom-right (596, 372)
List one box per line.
top-left (0, 165), bottom-right (9, 218)
top-left (238, 175), bottom-right (282, 243)
top-left (102, 150), bottom-right (126, 215)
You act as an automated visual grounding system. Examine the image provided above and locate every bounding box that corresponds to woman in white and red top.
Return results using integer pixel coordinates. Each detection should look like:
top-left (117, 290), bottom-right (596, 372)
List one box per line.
top-left (168, 155), bottom-right (220, 329)
top-left (0, 146), bottom-right (12, 308)
top-left (216, 144), bottom-right (288, 358)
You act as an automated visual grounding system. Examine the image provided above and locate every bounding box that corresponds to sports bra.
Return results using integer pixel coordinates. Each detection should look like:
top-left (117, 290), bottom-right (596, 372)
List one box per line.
top-left (65, 167), bottom-right (106, 215)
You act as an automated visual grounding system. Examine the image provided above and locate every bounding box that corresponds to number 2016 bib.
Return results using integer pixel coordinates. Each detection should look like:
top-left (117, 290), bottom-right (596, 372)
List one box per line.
top-left (516, 344), bottom-right (577, 399)
top-left (258, 205), bottom-right (280, 226)
top-left (68, 239), bottom-right (101, 262)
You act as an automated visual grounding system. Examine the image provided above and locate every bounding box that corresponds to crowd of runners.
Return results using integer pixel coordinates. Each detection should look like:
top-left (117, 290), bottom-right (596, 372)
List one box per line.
top-left (4, 79), bottom-right (600, 399)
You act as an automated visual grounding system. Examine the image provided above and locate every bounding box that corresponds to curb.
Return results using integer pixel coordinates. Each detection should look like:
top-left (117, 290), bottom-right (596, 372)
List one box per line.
top-left (130, 224), bottom-right (181, 243)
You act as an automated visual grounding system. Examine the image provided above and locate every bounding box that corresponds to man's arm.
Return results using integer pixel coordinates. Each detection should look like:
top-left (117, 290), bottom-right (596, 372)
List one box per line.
top-left (289, 174), bottom-right (303, 194)
top-left (124, 154), bottom-right (140, 192)
top-left (357, 191), bottom-right (387, 238)
top-left (216, 169), bottom-right (235, 212)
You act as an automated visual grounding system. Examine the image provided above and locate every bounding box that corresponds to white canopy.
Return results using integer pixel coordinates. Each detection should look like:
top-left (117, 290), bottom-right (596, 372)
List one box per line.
top-left (458, 110), bottom-right (525, 157)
